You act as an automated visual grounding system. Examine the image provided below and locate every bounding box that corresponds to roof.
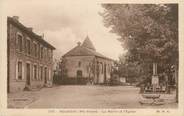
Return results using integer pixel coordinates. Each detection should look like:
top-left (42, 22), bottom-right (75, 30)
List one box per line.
top-left (82, 36), bottom-right (96, 51)
top-left (7, 16), bottom-right (55, 50)
top-left (63, 36), bottom-right (113, 61)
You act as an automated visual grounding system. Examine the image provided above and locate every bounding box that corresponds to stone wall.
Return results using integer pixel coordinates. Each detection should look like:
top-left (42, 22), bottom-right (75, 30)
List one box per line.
top-left (64, 56), bottom-right (95, 77)
top-left (95, 57), bottom-right (113, 84)
top-left (63, 55), bottom-right (113, 84)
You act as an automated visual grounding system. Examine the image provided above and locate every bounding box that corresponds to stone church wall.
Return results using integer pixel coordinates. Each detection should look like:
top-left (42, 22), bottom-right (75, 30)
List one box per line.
top-left (63, 55), bottom-right (113, 84)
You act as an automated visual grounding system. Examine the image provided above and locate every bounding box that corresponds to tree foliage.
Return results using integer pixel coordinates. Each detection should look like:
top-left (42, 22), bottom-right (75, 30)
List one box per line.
top-left (100, 4), bottom-right (178, 66)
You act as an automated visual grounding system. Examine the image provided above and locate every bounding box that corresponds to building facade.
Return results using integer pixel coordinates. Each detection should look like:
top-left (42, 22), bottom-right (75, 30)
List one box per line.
top-left (62, 36), bottom-right (114, 84)
top-left (7, 16), bottom-right (55, 93)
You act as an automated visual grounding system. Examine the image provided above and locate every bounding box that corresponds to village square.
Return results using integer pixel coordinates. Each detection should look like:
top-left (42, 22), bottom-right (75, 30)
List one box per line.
top-left (6, 3), bottom-right (178, 109)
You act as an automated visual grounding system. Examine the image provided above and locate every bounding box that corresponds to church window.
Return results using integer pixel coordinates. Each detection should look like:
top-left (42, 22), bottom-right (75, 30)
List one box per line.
top-left (101, 63), bottom-right (103, 74)
top-left (78, 61), bottom-right (81, 67)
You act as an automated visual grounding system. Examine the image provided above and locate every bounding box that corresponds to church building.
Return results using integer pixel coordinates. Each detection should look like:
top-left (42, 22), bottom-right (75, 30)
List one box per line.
top-left (62, 36), bottom-right (114, 84)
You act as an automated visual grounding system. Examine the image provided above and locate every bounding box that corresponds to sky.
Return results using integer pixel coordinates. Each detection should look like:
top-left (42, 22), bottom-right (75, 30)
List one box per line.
top-left (2, 0), bottom-right (125, 60)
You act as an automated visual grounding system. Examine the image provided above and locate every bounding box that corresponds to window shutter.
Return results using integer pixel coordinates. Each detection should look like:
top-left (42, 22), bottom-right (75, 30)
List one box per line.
top-left (16, 34), bottom-right (19, 50)
top-left (16, 61), bottom-right (18, 80)
top-left (22, 62), bottom-right (24, 79)
top-left (49, 69), bottom-right (51, 80)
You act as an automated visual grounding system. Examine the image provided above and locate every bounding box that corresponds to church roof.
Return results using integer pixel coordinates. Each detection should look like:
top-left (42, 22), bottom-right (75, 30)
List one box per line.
top-left (82, 36), bottom-right (96, 51)
top-left (63, 36), bottom-right (113, 60)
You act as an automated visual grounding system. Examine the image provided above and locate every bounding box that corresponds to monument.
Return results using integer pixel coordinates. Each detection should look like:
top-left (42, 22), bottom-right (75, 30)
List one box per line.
top-left (151, 63), bottom-right (159, 92)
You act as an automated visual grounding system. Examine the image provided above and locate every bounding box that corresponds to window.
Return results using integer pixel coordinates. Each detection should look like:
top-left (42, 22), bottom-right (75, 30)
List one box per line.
top-left (44, 67), bottom-right (47, 83)
top-left (43, 48), bottom-right (45, 59)
top-left (33, 43), bottom-right (35, 56)
top-left (33, 43), bottom-right (37, 57)
top-left (48, 49), bottom-right (51, 60)
top-left (38, 44), bottom-right (40, 58)
top-left (108, 64), bottom-right (110, 73)
top-left (33, 65), bottom-right (37, 80)
top-left (96, 61), bottom-right (99, 73)
top-left (41, 46), bottom-right (43, 59)
top-left (44, 48), bottom-right (48, 60)
top-left (17, 61), bottom-right (23, 80)
top-left (27, 39), bottom-right (31, 55)
top-left (50, 50), bottom-right (53, 59)
top-left (24, 38), bottom-right (27, 53)
top-left (101, 63), bottom-right (103, 74)
top-left (45, 48), bottom-right (48, 59)
top-left (78, 61), bottom-right (81, 67)
top-left (87, 63), bottom-right (91, 73)
top-left (17, 34), bottom-right (23, 52)
top-left (77, 70), bottom-right (82, 77)
top-left (109, 65), bottom-right (111, 73)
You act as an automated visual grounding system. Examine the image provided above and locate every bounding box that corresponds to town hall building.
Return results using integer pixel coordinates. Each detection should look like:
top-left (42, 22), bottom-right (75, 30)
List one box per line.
top-left (7, 16), bottom-right (55, 92)
top-left (62, 36), bottom-right (114, 84)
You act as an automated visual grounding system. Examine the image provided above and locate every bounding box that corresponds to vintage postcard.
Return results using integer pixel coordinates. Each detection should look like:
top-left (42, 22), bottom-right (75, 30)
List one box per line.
top-left (0, 0), bottom-right (184, 116)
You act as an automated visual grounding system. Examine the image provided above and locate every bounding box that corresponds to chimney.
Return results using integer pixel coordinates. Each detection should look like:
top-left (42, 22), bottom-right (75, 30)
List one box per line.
top-left (28, 27), bottom-right (33, 32)
top-left (12, 16), bottom-right (19, 21)
top-left (77, 42), bottom-right (81, 46)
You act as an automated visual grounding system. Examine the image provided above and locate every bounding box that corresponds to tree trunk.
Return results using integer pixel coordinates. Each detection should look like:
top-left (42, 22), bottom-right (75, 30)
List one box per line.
top-left (175, 64), bottom-right (178, 103)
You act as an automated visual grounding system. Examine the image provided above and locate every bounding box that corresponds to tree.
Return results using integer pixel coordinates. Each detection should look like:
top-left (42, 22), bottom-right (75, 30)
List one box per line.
top-left (100, 4), bottom-right (178, 64)
top-left (118, 54), bottom-right (142, 83)
top-left (100, 4), bottom-right (178, 101)
top-left (60, 57), bottom-right (68, 84)
top-left (86, 59), bottom-right (96, 84)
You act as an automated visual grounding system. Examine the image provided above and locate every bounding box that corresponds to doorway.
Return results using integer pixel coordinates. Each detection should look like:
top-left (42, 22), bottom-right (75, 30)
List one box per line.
top-left (104, 64), bottom-right (107, 83)
top-left (26, 63), bottom-right (31, 86)
top-left (77, 70), bottom-right (82, 84)
top-left (44, 67), bottom-right (47, 84)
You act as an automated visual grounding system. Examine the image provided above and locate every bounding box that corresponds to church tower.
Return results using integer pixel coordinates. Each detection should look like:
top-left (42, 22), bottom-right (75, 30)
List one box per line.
top-left (81, 35), bottom-right (96, 51)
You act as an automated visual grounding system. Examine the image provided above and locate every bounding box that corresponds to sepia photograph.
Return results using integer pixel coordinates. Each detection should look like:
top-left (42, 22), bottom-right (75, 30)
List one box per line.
top-left (0, 0), bottom-right (184, 115)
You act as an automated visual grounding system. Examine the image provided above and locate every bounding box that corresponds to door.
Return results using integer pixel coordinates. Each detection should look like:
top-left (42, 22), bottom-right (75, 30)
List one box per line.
top-left (44, 67), bottom-right (47, 84)
top-left (77, 70), bottom-right (82, 84)
top-left (104, 64), bottom-right (107, 83)
top-left (26, 63), bottom-right (31, 85)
